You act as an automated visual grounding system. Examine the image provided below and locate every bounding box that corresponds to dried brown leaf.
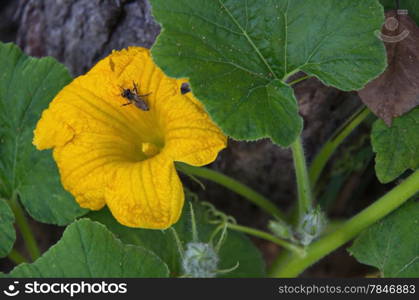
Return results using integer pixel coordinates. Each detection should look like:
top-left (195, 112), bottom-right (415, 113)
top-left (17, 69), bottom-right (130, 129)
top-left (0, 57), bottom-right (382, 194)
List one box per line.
top-left (359, 10), bottom-right (419, 125)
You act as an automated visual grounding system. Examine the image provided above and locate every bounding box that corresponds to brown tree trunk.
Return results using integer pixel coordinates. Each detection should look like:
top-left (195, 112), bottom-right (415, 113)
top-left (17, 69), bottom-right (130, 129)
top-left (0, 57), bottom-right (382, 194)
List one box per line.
top-left (16, 0), bottom-right (160, 76)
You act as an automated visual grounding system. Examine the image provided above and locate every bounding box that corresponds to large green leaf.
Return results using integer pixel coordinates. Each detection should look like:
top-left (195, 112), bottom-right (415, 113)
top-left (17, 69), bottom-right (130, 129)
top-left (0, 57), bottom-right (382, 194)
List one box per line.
top-left (371, 107), bottom-right (419, 183)
top-left (88, 200), bottom-right (265, 277)
top-left (0, 42), bottom-right (86, 225)
top-left (380, 0), bottom-right (419, 24)
top-left (0, 198), bottom-right (15, 257)
top-left (9, 219), bottom-right (169, 277)
top-left (150, 0), bottom-right (386, 146)
top-left (348, 200), bottom-right (419, 277)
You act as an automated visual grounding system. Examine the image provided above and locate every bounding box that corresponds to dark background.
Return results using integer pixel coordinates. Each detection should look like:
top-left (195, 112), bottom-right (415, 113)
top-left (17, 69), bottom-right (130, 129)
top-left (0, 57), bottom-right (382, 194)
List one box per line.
top-left (0, 0), bottom-right (390, 277)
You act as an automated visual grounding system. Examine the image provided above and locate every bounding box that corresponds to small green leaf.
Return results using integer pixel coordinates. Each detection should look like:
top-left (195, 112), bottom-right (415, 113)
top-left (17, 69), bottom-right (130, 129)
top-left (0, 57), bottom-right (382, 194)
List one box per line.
top-left (380, 0), bottom-right (419, 24)
top-left (0, 42), bottom-right (86, 225)
top-left (9, 219), bottom-right (169, 277)
top-left (349, 200), bottom-right (419, 277)
top-left (150, 0), bottom-right (386, 145)
top-left (88, 200), bottom-right (265, 277)
top-left (0, 198), bottom-right (15, 258)
top-left (371, 107), bottom-right (419, 183)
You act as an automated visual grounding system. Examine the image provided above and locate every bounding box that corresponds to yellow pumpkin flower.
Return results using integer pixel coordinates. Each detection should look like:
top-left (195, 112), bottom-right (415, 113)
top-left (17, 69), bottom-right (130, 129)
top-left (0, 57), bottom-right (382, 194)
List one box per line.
top-left (33, 47), bottom-right (226, 229)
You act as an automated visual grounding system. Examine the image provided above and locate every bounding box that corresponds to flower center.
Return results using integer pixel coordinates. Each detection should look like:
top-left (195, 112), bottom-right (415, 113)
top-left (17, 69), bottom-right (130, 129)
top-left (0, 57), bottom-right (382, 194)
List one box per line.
top-left (141, 142), bottom-right (161, 157)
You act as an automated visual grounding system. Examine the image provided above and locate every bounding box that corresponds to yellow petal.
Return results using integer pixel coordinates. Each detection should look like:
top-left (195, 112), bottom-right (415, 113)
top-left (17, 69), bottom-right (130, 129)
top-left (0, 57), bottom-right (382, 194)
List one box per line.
top-left (105, 155), bottom-right (184, 229)
top-left (33, 109), bottom-right (75, 150)
top-left (33, 46), bottom-right (226, 229)
top-left (161, 93), bottom-right (227, 166)
top-left (52, 130), bottom-right (144, 211)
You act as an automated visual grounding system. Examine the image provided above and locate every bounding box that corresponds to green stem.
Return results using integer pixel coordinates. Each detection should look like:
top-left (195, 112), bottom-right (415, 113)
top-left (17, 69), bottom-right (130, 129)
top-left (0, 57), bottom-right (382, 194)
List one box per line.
top-left (269, 169), bottom-right (419, 277)
top-left (291, 137), bottom-right (313, 218)
top-left (170, 227), bottom-right (185, 260)
top-left (9, 194), bottom-right (41, 261)
top-left (309, 106), bottom-right (371, 186)
top-left (7, 249), bottom-right (28, 265)
top-left (176, 163), bottom-right (285, 220)
top-left (226, 223), bottom-right (305, 256)
top-left (288, 75), bottom-right (311, 86)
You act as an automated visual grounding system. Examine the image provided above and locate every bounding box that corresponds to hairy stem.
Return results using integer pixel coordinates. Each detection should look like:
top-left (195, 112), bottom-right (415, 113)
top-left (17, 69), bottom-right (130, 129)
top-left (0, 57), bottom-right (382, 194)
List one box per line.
top-left (7, 249), bottom-right (28, 265)
top-left (291, 137), bottom-right (313, 218)
top-left (9, 194), bottom-right (41, 261)
top-left (226, 223), bottom-right (305, 256)
top-left (288, 75), bottom-right (311, 86)
top-left (176, 163), bottom-right (285, 220)
top-left (269, 169), bottom-right (419, 277)
top-left (309, 106), bottom-right (371, 186)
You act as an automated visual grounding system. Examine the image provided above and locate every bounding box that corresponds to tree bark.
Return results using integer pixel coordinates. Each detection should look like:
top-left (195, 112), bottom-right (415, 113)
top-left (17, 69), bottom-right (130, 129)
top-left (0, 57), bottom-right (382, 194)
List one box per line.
top-left (17, 0), bottom-right (160, 76)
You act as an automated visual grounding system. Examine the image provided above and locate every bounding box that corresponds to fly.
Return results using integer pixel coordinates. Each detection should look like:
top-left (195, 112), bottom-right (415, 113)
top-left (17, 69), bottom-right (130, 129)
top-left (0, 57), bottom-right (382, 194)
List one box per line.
top-left (121, 81), bottom-right (150, 111)
top-left (180, 82), bottom-right (191, 94)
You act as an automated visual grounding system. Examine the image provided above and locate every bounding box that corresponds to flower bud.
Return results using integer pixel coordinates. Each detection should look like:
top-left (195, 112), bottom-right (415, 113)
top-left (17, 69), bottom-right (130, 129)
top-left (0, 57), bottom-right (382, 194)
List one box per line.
top-left (182, 242), bottom-right (219, 278)
top-left (297, 207), bottom-right (326, 246)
